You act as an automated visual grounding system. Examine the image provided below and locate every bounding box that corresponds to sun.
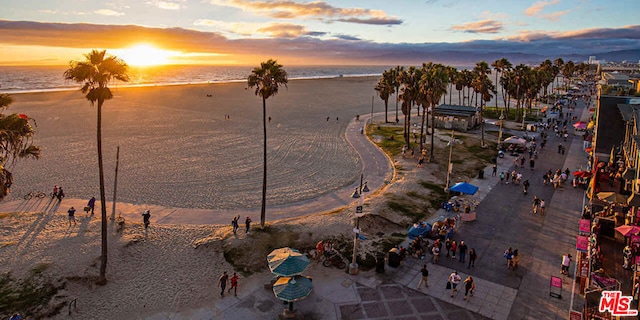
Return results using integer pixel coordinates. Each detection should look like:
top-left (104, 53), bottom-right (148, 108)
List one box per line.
top-left (114, 44), bottom-right (177, 66)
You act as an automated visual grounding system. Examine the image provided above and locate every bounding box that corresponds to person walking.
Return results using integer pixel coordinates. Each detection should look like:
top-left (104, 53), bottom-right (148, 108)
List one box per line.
top-left (87, 197), bottom-right (96, 215)
top-left (447, 271), bottom-right (461, 297)
top-left (450, 240), bottom-right (457, 259)
top-left (432, 245), bottom-right (440, 264)
top-left (458, 241), bottom-right (468, 263)
top-left (52, 185), bottom-right (59, 199)
top-left (504, 247), bottom-right (514, 269)
top-left (67, 207), bottom-right (77, 227)
top-left (561, 253), bottom-right (572, 276)
top-left (231, 215), bottom-right (240, 234)
top-left (142, 210), bottom-right (151, 229)
top-left (540, 199), bottom-right (546, 215)
top-left (56, 187), bottom-right (65, 201)
top-left (218, 271), bottom-right (229, 297)
top-left (532, 196), bottom-right (541, 214)
top-left (245, 216), bottom-right (252, 233)
top-left (463, 276), bottom-right (475, 300)
top-left (499, 171), bottom-right (505, 184)
top-left (417, 264), bottom-right (429, 289)
top-left (468, 248), bottom-right (477, 268)
top-left (492, 164), bottom-right (497, 177)
top-left (445, 238), bottom-right (451, 258)
top-left (228, 272), bottom-right (239, 296)
top-left (316, 240), bottom-right (324, 262)
top-left (512, 249), bottom-right (520, 270)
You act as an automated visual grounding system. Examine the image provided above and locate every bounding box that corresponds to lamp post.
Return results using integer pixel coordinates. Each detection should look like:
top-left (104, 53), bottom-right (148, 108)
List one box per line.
top-left (349, 174), bottom-right (368, 275)
top-left (498, 111), bottom-right (505, 146)
top-left (445, 130), bottom-right (455, 199)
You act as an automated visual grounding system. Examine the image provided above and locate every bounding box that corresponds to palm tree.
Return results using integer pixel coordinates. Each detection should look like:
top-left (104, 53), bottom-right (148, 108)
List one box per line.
top-left (247, 59), bottom-right (288, 229)
top-left (562, 61), bottom-right (576, 90)
top-left (0, 93), bottom-right (41, 200)
top-left (374, 76), bottom-right (393, 123)
top-left (492, 58), bottom-right (512, 109)
top-left (64, 49), bottom-right (129, 285)
top-left (392, 66), bottom-right (404, 123)
top-left (445, 66), bottom-right (457, 105)
top-left (472, 62), bottom-right (492, 147)
top-left (419, 63), bottom-right (449, 161)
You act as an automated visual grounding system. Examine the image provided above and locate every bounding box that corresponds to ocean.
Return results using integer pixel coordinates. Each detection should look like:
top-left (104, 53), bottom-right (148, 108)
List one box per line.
top-left (0, 65), bottom-right (392, 94)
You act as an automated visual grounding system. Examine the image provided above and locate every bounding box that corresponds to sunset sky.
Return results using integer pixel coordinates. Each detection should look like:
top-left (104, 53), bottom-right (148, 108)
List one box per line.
top-left (0, 0), bottom-right (638, 66)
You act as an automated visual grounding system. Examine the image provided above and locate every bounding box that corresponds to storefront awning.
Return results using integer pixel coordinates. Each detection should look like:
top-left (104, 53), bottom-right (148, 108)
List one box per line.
top-left (622, 167), bottom-right (636, 180)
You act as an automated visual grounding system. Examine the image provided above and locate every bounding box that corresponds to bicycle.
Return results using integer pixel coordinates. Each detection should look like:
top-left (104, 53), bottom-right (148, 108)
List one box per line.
top-left (24, 191), bottom-right (46, 200)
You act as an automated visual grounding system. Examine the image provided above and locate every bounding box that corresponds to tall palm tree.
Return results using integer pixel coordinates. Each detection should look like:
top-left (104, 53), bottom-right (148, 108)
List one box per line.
top-left (419, 63), bottom-right (449, 162)
top-left (562, 61), bottom-right (576, 90)
top-left (0, 93), bottom-right (41, 200)
top-left (375, 76), bottom-right (393, 123)
top-left (445, 66), bottom-right (457, 105)
top-left (472, 62), bottom-right (492, 147)
top-left (247, 59), bottom-right (288, 229)
top-left (391, 66), bottom-right (404, 124)
top-left (492, 58), bottom-right (512, 109)
top-left (64, 49), bottom-right (129, 285)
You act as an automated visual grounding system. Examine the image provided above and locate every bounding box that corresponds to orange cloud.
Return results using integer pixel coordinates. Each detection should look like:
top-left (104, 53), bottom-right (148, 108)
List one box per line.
top-left (524, 0), bottom-right (559, 16)
top-left (212, 0), bottom-right (402, 25)
top-left (541, 10), bottom-right (569, 22)
top-left (257, 23), bottom-right (308, 38)
top-left (450, 20), bottom-right (503, 34)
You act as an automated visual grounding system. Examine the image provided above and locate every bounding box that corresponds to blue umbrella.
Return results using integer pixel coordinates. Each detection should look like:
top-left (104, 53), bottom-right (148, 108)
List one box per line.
top-left (273, 275), bottom-right (313, 302)
top-left (267, 247), bottom-right (310, 276)
top-left (449, 182), bottom-right (479, 195)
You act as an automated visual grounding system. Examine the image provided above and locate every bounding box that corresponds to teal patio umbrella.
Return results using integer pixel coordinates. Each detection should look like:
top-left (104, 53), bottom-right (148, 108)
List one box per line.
top-left (273, 275), bottom-right (313, 311)
top-left (267, 247), bottom-right (310, 277)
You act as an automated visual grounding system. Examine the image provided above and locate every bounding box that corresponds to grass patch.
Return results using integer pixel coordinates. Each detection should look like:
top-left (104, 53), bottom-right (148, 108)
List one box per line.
top-left (0, 264), bottom-right (66, 319)
top-left (418, 180), bottom-right (447, 209)
top-left (367, 125), bottom-right (417, 157)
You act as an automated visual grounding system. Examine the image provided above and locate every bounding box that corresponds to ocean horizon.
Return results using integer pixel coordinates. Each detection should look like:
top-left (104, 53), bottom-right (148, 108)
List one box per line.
top-left (0, 64), bottom-right (474, 94)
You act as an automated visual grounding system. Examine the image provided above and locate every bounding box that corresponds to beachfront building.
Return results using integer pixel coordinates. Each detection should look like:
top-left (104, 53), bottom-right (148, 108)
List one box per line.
top-left (433, 104), bottom-right (479, 132)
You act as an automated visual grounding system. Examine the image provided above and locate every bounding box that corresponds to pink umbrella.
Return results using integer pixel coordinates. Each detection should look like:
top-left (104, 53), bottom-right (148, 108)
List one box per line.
top-left (573, 121), bottom-right (587, 130)
top-left (615, 225), bottom-right (640, 237)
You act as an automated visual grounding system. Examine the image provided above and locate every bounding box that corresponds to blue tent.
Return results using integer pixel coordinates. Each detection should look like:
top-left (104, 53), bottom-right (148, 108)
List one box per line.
top-left (449, 182), bottom-right (479, 195)
top-left (408, 222), bottom-right (432, 239)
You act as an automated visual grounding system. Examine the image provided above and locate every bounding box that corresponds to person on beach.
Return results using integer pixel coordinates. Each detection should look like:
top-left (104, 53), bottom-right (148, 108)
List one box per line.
top-left (245, 216), bottom-right (252, 233)
top-left (68, 207), bottom-right (77, 227)
top-left (463, 276), bottom-right (475, 300)
top-left (52, 185), bottom-right (59, 199)
top-left (142, 210), bottom-right (151, 229)
top-left (218, 271), bottom-right (229, 297)
top-left (228, 272), bottom-right (239, 296)
top-left (87, 197), bottom-right (96, 215)
top-left (316, 241), bottom-right (324, 261)
top-left (231, 215), bottom-right (240, 234)
top-left (417, 264), bottom-right (429, 289)
top-left (56, 187), bottom-right (65, 201)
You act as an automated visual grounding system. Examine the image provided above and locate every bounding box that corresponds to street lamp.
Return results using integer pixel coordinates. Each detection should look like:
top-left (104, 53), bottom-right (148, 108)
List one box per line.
top-left (498, 111), bottom-right (505, 146)
top-left (349, 174), bottom-right (368, 275)
top-left (445, 130), bottom-right (455, 199)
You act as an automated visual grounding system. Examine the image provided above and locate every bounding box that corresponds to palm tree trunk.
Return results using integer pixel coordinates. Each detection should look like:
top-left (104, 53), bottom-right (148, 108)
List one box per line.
top-left (420, 107), bottom-right (426, 151)
top-left (480, 100), bottom-right (485, 147)
top-left (97, 98), bottom-right (108, 285)
top-left (384, 100), bottom-right (389, 123)
top-left (395, 91), bottom-right (399, 123)
top-left (261, 97), bottom-right (267, 228)
top-left (429, 103), bottom-right (435, 162)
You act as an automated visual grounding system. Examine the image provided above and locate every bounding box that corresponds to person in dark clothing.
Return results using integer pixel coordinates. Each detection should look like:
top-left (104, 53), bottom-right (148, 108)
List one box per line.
top-left (142, 210), bottom-right (151, 229)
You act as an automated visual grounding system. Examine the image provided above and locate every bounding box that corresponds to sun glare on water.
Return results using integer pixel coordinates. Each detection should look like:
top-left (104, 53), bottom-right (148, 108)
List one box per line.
top-left (114, 44), bottom-right (178, 66)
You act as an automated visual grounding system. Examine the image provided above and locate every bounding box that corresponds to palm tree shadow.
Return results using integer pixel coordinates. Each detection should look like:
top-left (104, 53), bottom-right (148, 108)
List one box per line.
top-left (10, 198), bottom-right (62, 263)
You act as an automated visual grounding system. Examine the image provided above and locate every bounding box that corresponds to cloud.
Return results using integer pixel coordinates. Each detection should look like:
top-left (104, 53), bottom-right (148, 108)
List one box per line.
top-left (146, 0), bottom-right (184, 10)
top-left (212, 0), bottom-right (402, 25)
top-left (450, 20), bottom-right (503, 34)
top-left (0, 20), bottom-right (638, 66)
top-left (540, 10), bottom-right (569, 22)
top-left (257, 23), bottom-right (310, 38)
top-left (94, 9), bottom-right (125, 16)
top-left (524, 0), bottom-right (559, 16)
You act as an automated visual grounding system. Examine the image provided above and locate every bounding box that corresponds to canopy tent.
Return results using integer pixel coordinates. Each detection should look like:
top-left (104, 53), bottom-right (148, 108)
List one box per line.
top-left (503, 136), bottom-right (527, 146)
top-left (573, 121), bottom-right (588, 130)
top-left (449, 182), bottom-right (479, 195)
top-left (596, 192), bottom-right (628, 204)
top-left (615, 225), bottom-right (640, 237)
top-left (267, 247), bottom-right (310, 277)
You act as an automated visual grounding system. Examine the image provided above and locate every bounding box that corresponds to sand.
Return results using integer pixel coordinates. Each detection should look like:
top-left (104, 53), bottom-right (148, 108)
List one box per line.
top-left (7, 76), bottom-right (380, 210)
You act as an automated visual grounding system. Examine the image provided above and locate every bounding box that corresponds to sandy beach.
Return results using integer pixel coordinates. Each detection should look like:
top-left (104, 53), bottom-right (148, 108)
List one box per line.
top-left (7, 76), bottom-right (380, 210)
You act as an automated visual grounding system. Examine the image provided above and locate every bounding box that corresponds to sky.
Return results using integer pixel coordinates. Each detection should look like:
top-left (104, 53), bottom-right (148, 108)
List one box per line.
top-left (0, 0), bottom-right (638, 66)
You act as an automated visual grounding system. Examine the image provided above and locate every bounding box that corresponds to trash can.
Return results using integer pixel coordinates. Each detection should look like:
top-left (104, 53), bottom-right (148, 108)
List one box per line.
top-left (375, 255), bottom-right (385, 273)
top-left (388, 248), bottom-right (401, 268)
top-left (478, 169), bottom-right (484, 179)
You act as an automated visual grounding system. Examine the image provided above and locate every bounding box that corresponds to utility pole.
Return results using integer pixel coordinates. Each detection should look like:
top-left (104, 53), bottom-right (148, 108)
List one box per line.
top-left (110, 146), bottom-right (120, 221)
top-left (445, 130), bottom-right (454, 199)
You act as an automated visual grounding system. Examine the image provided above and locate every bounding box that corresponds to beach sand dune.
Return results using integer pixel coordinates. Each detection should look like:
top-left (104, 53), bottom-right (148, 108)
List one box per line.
top-left (8, 77), bottom-right (378, 210)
